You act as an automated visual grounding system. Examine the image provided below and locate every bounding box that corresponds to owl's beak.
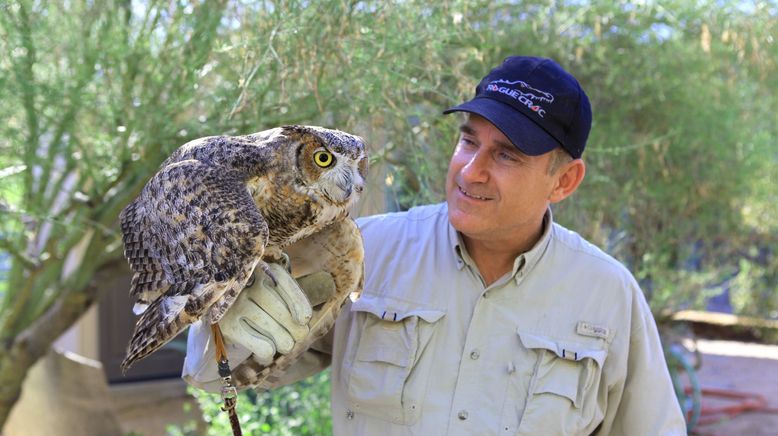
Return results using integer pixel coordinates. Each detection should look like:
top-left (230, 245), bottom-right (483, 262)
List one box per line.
top-left (340, 170), bottom-right (364, 197)
top-left (342, 184), bottom-right (362, 200)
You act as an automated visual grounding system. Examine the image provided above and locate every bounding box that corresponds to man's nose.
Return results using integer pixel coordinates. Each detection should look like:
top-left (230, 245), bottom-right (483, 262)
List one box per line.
top-left (460, 150), bottom-right (490, 183)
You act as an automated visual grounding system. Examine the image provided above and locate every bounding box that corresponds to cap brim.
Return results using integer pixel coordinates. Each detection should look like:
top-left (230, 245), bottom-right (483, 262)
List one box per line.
top-left (443, 97), bottom-right (562, 156)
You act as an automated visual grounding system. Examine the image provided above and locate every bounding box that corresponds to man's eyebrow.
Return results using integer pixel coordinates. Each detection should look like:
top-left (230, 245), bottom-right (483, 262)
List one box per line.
top-left (495, 139), bottom-right (518, 154)
top-left (459, 124), bottom-right (476, 135)
top-left (459, 123), bottom-right (521, 154)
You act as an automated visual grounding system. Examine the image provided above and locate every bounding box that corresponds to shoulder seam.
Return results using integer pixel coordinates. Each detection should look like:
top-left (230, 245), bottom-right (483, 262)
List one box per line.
top-left (552, 225), bottom-right (628, 273)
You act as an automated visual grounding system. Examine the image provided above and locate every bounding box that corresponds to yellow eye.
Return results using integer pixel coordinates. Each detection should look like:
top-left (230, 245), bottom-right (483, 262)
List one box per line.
top-left (313, 150), bottom-right (335, 168)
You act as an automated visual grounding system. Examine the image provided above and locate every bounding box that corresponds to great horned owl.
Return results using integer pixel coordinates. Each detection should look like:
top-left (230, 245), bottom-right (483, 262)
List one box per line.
top-left (119, 125), bottom-right (367, 371)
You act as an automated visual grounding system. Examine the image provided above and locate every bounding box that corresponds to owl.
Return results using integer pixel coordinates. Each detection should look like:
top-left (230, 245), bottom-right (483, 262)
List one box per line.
top-left (119, 125), bottom-right (368, 371)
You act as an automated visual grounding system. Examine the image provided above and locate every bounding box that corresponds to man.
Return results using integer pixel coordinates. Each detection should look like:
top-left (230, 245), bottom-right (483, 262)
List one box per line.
top-left (184, 56), bottom-right (686, 435)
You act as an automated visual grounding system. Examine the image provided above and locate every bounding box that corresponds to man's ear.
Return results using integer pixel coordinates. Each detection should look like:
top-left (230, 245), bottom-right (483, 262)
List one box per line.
top-left (549, 159), bottom-right (585, 203)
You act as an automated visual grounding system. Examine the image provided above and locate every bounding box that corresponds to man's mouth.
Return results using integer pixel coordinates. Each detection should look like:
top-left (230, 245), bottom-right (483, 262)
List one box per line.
top-left (459, 186), bottom-right (490, 200)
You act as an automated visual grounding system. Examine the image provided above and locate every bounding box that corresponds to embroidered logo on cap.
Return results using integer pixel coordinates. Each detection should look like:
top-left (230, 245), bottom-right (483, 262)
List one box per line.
top-left (485, 79), bottom-right (554, 118)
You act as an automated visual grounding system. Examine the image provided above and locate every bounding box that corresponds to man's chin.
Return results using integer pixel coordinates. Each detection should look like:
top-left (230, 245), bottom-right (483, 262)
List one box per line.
top-left (447, 207), bottom-right (486, 235)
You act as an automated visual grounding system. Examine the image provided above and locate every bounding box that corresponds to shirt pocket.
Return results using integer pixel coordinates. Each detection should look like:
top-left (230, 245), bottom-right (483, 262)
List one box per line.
top-left (511, 330), bottom-right (608, 436)
top-left (344, 294), bottom-right (445, 426)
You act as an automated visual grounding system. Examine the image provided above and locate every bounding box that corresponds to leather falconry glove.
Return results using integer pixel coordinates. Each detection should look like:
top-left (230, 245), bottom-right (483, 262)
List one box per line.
top-left (219, 261), bottom-right (336, 365)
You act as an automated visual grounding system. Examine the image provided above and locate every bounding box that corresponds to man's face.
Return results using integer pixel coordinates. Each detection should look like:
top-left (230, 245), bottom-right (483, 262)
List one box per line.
top-left (445, 114), bottom-right (559, 246)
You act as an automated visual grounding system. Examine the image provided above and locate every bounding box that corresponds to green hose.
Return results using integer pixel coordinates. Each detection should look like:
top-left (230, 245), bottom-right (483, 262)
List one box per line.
top-left (665, 345), bottom-right (702, 432)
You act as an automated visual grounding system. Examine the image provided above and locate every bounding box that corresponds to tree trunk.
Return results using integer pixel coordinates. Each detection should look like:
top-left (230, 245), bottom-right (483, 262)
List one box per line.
top-left (0, 259), bottom-right (126, 429)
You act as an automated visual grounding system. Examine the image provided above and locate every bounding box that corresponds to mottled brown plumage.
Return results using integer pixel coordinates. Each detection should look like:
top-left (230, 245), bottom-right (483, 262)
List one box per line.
top-left (120, 125), bottom-right (367, 372)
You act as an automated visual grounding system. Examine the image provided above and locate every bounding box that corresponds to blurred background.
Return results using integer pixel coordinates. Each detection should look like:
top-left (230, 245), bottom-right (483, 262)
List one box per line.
top-left (0, 0), bottom-right (775, 434)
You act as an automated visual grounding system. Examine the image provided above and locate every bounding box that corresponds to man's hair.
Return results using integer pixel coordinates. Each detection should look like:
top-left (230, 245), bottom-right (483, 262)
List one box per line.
top-left (547, 147), bottom-right (574, 175)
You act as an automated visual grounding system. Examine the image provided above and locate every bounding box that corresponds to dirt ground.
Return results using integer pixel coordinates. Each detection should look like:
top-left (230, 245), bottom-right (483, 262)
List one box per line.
top-left (690, 339), bottom-right (778, 435)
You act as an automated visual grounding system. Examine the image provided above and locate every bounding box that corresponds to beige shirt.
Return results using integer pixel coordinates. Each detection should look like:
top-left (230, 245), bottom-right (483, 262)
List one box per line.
top-left (184, 203), bottom-right (686, 435)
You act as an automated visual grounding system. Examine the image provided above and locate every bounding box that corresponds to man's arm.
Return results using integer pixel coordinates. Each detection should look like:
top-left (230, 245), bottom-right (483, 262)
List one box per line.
top-left (596, 293), bottom-right (687, 435)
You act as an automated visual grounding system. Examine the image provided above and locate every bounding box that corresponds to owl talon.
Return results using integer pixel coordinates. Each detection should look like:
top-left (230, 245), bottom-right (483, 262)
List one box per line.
top-left (260, 262), bottom-right (279, 287)
top-left (263, 251), bottom-right (291, 272)
top-left (244, 272), bottom-right (257, 289)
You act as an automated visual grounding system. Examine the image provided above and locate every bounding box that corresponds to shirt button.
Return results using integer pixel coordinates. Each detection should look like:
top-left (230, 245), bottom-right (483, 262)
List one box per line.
top-left (469, 350), bottom-right (480, 360)
top-left (458, 409), bottom-right (469, 420)
top-left (346, 409), bottom-right (354, 420)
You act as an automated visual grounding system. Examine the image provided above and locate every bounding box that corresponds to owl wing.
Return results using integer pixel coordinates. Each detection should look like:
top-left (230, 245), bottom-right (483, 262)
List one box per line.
top-left (120, 159), bottom-right (268, 370)
top-left (230, 218), bottom-right (364, 389)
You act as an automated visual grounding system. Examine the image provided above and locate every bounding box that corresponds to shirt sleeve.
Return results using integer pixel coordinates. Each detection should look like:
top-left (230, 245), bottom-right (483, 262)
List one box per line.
top-left (595, 290), bottom-right (687, 435)
top-left (259, 327), bottom-right (335, 388)
top-left (181, 320), bottom-right (251, 392)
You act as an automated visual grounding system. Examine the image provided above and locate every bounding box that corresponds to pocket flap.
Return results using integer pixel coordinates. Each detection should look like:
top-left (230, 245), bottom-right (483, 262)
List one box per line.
top-left (517, 330), bottom-right (607, 367)
top-left (535, 359), bottom-right (581, 406)
top-left (518, 330), bottom-right (608, 408)
top-left (352, 293), bottom-right (445, 324)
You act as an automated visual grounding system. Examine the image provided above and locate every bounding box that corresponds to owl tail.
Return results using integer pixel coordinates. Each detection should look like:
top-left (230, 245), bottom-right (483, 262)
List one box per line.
top-left (121, 292), bottom-right (196, 373)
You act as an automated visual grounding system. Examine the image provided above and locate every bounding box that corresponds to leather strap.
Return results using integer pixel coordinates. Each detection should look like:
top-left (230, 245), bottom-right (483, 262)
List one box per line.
top-left (211, 323), bottom-right (243, 436)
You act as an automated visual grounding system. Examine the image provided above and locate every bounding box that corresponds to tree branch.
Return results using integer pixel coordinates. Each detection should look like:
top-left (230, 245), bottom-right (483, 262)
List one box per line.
top-left (0, 237), bottom-right (38, 271)
top-left (0, 256), bottom-right (126, 427)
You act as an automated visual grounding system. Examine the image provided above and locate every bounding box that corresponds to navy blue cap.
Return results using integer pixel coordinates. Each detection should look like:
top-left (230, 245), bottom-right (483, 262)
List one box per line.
top-left (444, 56), bottom-right (592, 158)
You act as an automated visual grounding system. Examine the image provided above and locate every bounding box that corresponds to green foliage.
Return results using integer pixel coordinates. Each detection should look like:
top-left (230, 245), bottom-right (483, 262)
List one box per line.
top-left (0, 0), bottom-right (234, 426)
top-left (730, 254), bottom-right (778, 318)
top-left (0, 0), bottom-right (230, 339)
top-left (169, 371), bottom-right (332, 436)
top-left (0, 0), bottom-right (776, 431)
top-left (543, 1), bottom-right (778, 317)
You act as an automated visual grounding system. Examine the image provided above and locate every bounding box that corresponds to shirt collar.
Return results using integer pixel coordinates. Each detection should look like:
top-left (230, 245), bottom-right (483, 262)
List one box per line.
top-left (518, 208), bottom-right (554, 282)
top-left (448, 207), bottom-right (555, 280)
top-left (448, 217), bottom-right (468, 271)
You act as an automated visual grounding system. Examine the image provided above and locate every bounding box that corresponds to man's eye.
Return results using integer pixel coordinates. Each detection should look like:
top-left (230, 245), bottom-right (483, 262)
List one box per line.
top-left (498, 151), bottom-right (517, 161)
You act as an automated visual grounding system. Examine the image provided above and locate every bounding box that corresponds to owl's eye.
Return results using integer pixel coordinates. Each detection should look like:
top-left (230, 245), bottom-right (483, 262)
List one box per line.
top-left (313, 150), bottom-right (335, 168)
